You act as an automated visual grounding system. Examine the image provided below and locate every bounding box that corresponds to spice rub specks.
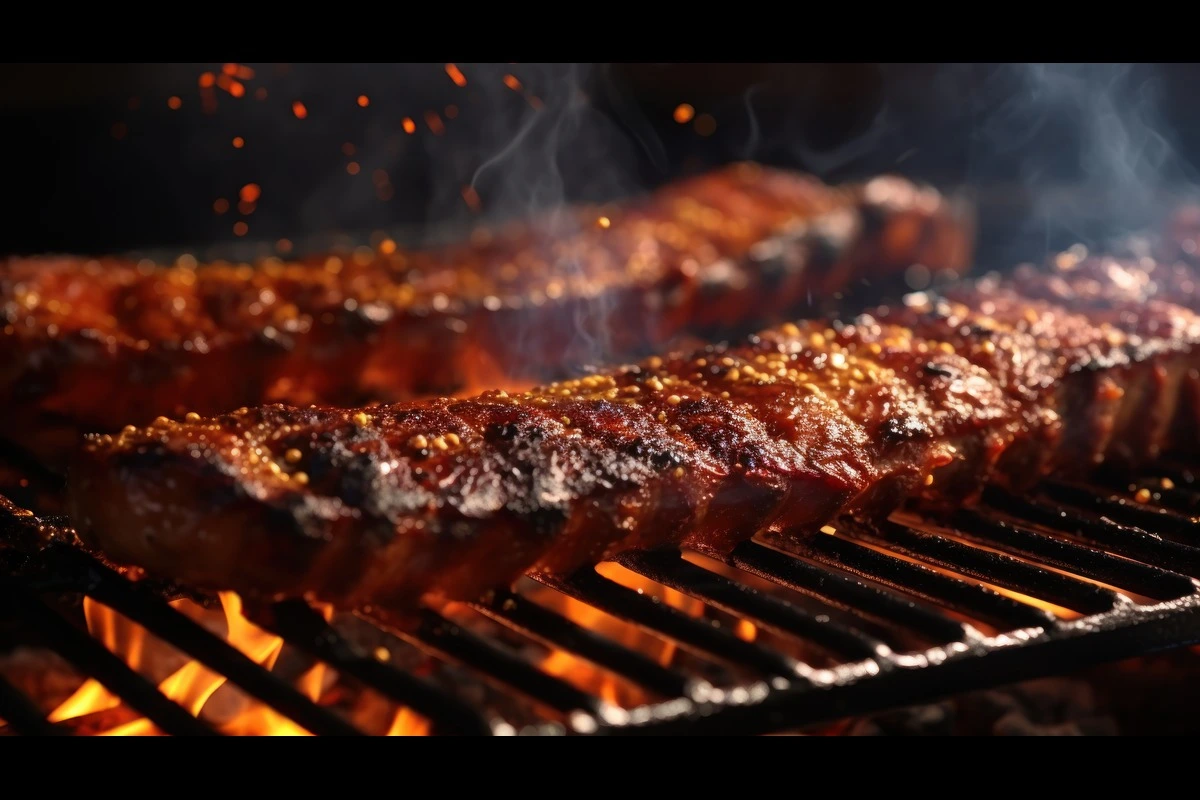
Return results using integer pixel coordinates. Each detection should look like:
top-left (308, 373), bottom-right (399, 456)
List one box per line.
top-left (5, 165), bottom-right (974, 471)
top-left (2, 164), bottom-right (849, 348)
top-left (69, 252), bottom-right (1200, 614)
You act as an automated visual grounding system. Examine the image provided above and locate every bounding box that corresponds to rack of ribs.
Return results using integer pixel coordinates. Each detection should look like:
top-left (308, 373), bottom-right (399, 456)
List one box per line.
top-left (66, 253), bottom-right (1200, 614)
top-left (2, 163), bottom-right (972, 470)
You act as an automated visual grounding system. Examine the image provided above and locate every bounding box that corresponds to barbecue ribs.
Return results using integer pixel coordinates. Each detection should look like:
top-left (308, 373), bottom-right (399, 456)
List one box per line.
top-left (2, 164), bottom-right (971, 469)
top-left (67, 253), bottom-right (1200, 612)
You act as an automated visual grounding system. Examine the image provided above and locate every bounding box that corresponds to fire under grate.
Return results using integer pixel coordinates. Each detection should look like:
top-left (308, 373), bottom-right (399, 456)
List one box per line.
top-left (2, 458), bottom-right (1200, 736)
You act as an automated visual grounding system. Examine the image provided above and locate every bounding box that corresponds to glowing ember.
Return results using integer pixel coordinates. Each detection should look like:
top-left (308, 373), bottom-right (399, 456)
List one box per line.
top-left (239, 183), bottom-right (261, 204)
top-left (212, 198), bottom-right (230, 215)
top-left (229, 81), bottom-right (246, 99)
top-left (597, 216), bottom-right (611, 229)
top-left (379, 238), bottom-right (398, 255)
top-left (198, 72), bottom-right (215, 88)
top-left (232, 136), bottom-right (244, 149)
top-left (445, 104), bottom-right (459, 119)
top-left (233, 221), bottom-right (249, 237)
top-left (673, 103), bottom-right (695, 124)
top-left (402, 117), bottom-right (417, 134)
top-left (292, 101), bottom-right (308, 120)
top-left (736, 619), bottom-right (758, 642)
top-left (167, 96), bottom-right (182, 110)
top-left (342, 142), bottom-right (356, 156)
top-left (276, 238), bottom-right (293, 254)
top-left (346, 162), bottom-right (361, 176)
top-left (445, 63), bottom-right (468, 87)
top-left (461, 185), bottom-right (481, 212)
top-left (357, 94), bottom-right (370, 108)
top-left (425, 111), bottom-right (445, 135)
top-left (503, 74), bottom-right (523, 91)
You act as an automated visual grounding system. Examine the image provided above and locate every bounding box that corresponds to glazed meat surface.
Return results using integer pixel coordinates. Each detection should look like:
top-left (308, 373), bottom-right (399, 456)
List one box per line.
top-left (67, 254), bottom-right (1200, 612)
top-left (2, 163), bottom-right (972, 469)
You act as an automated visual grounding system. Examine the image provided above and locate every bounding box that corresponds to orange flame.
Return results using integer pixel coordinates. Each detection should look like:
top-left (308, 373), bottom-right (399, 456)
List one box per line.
top-left (47, 593), bottom-right (350, 736)
top-left (525, 562), bottom-right (705, 707)
top-left (386, 708), bottom-right (430, 736)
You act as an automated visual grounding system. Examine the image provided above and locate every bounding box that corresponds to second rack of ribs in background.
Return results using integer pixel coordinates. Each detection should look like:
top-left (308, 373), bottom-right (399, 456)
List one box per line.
top-left (0, 164), bottom-right (972, 471)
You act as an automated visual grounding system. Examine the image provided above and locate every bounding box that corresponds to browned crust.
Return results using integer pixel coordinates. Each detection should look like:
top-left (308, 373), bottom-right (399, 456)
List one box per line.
top-left (3, 164), bottom-right (973, 469)
top-left (67, 255), bottom-right (1200, 612)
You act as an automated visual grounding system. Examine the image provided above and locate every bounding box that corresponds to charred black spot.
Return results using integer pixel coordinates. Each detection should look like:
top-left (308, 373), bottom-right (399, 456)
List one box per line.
top-left (485, 422), bottom-right (520, 442)
top-left (879, 416), bottom-right (930, 445)
top-left (650, 450), bottom-right (682, 469)
top-left (969, 323), bottom-right (996, 338)
top-left (923, 362), bottom-right (956, 378)
top-left (622, 439), bottom-right (649, 459)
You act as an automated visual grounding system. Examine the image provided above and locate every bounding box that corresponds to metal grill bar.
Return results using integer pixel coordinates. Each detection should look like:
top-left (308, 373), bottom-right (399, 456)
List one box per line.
top-left (982, 487), bottom-right (1200, 576)
top-left (259, 600), bottom-right (494, 736)
top-left (942, 509), bottom-right (1193, 600)
top-left (1041, 480), bottom-right (1198, 538)
top-left (726, 541), bottom-right (970, 643)
top-left (538, 568), bottom-right (799, 676)
top-left (471, 589), bottom-right (693, 700)
top-left (0, 673), bottom-right (62, 736)
top-left (1, 585), bottom-right (217, 736)
top-left (401, 609), bottom-right (602, 716)
top-left (864, 521), bottom-right (1120, 614)
top-left (54, 551), bottom-right (362, 737)
top-left (772, 531), bottom-right (1057, 630)
top-left (615, 550), bottom-right (889, 661)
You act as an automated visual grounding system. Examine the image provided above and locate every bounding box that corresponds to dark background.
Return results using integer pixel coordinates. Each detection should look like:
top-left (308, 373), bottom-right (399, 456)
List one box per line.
top-left (3, 63), bottom-right (1199, 268)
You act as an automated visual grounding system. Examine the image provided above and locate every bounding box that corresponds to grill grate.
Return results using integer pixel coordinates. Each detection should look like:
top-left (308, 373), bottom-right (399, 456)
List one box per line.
top-left (2, 459), bottom-right (1200, 736)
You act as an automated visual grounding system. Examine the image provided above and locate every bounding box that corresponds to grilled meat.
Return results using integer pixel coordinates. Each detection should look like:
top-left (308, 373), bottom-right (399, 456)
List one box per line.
top-left (2, 164), bottom-right (972, 469)
top-left (67, 255), bottom-right (1200, 612)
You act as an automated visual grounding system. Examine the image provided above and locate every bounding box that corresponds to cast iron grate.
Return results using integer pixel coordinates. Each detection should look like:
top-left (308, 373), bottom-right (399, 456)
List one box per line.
top-left (2, 457), bottom-right (1199, 736)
